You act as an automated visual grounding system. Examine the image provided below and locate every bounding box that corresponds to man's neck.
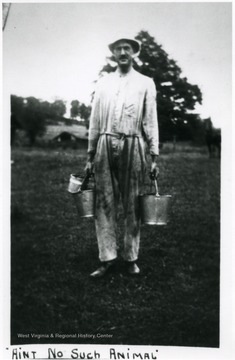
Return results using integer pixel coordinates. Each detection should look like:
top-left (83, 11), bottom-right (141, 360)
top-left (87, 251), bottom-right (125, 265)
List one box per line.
top-left (117, 64), bottom-right (133, 75)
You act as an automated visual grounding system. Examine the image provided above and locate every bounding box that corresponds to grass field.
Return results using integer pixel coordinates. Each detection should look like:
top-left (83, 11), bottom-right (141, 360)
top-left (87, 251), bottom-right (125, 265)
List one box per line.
top-left (11, 145), bottom-right (220, 347)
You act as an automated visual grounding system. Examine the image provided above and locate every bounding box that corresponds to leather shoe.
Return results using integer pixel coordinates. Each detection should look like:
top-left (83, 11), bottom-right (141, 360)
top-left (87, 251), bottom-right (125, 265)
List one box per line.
top-left (90, 261), bottom-right (115, 278)
top-left (126, 262), bottom-right (140, 275)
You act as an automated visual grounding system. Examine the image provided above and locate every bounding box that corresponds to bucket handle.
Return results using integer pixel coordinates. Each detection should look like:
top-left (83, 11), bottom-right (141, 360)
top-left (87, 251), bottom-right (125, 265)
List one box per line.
top-left (155, 179), bottom-right (160, 197)
top-left (150, 179), bottom-right (160, 197)
top-left (80, 172), bottom-right (94, 191)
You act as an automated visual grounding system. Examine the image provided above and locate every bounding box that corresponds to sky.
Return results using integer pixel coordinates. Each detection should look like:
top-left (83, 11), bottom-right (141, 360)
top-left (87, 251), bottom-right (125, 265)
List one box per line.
top-left (2, 1), bottom-right (232, 127)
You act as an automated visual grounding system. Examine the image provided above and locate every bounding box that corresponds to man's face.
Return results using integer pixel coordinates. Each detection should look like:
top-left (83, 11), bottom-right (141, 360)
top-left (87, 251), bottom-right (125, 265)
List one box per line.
top-left (113, 41), bottom-right (134, 68)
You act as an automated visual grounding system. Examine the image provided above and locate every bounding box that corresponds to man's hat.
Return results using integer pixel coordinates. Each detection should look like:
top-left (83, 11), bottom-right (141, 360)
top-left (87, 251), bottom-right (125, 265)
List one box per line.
top-left (108, 37), bottom-right (140, 54)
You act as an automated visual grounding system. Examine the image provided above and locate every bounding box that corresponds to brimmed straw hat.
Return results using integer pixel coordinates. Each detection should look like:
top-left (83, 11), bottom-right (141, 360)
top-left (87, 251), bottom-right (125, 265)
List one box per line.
top-left (108, 37), bottom-right (140, 54)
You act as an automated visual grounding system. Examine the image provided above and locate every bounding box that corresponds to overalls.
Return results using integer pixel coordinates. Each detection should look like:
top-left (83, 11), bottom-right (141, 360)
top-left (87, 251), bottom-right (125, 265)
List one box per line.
top-left (88, 69), bottom-right (159, 262)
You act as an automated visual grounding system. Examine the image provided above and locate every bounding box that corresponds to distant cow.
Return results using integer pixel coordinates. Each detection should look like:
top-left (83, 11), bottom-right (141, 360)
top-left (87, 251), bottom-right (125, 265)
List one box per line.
top-left (204, 118), bottom-right (221, 158)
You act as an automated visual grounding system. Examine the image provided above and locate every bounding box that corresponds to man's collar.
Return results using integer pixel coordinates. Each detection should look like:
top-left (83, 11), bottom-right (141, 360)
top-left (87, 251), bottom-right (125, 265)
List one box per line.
top-left (115, 66), bottom-right (134, 78)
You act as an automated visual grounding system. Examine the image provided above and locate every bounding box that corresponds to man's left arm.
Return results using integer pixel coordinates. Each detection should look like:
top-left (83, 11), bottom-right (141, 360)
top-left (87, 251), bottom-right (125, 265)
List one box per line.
top-left (142, 79), bottom-right (160, 179)
top-left (150, 155), bottom-right (159, 180)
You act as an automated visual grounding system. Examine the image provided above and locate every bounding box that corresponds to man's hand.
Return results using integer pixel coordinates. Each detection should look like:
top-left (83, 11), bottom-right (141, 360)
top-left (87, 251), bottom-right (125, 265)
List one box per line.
top-left (84, 161), bottom-right (94, 176)
top-left (149, 155), bottom-right (159, 180)
top-left (84, 152), bottom-right (95, 175)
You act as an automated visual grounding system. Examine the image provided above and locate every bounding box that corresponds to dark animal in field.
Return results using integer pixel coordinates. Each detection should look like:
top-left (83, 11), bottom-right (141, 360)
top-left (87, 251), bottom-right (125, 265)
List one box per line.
top-left (204, 118), bottom-right (221, 158)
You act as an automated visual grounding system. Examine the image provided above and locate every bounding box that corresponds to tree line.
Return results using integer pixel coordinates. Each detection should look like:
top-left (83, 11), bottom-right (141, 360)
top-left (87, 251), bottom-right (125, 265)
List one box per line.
top-left (11, 96), bottom-right (91, 145)
top-left (11, 30), bottom-right (211, 146)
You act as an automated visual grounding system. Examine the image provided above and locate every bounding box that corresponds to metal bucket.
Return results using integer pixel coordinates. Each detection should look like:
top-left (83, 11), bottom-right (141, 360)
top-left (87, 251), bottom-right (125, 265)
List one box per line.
top-left (68, 174), bottom-right (83, 194)
top-left (139, 180), bottom-right (171, 225)
top-left (68, 173), bottom-right (95, 218)
top-left (73, 189), bottom-right (95, 218)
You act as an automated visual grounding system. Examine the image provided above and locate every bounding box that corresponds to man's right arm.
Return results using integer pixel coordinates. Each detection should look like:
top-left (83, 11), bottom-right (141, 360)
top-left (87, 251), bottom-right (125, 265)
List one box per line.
top-left (85, 84), bottom-right (101, 175)
top-left (85, 151), bottom-right (95, 175)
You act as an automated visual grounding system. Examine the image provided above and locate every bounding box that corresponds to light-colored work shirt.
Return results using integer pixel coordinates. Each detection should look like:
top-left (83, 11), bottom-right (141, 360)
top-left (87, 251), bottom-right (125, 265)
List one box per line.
top-left (88, 67), bottom-right (159, 156)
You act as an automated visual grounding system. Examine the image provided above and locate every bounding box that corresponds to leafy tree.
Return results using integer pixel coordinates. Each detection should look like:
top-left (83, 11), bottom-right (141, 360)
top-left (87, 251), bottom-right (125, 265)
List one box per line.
top-left (11, 95), bottom-right (24, 145)
top-left (11, 112), bottom-right (22, 145)
top-left (20, 97), bottom-right (46, 145)
top-left (11, 95), bottom-right (46, 145)
top-left (80, 103), bottom-right (92, 129)
top-left (70, 100), bottom-right (80, 118)
top-left (70, 100), bottom-right (91, 127)
top-left (40, 100), bottom-right (53, 118)
top-left (51, 99), bottom-right (66, 118)
top-left (100, 30), bottom-right (203, 142)
top-left (11, 94), bottom-right (24, 116)
top-left (79, 103), bottom-right (91, 127)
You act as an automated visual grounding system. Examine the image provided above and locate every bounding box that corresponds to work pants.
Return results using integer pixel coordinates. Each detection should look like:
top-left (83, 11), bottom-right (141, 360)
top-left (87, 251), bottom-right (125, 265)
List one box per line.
top-left (94, 134), bottom-right (145, 262)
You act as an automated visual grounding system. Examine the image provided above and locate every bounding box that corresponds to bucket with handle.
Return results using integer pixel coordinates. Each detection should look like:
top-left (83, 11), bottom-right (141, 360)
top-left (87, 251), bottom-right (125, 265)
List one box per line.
top-left (68, 173), bottom-right (95, 218)
top-left (68, 174), bottom-right (83, 194)
top-left (139, 179), bottom-right (171, 225)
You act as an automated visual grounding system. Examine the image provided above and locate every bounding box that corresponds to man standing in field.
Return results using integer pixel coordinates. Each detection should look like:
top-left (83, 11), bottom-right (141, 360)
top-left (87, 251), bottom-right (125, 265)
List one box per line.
top-left (85, 37), bottom-right (159, 277)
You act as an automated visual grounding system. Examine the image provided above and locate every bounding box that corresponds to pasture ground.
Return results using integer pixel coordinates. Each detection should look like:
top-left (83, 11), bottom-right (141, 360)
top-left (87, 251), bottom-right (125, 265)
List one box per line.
top-left (11, 145), bottom-right (220, 347)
